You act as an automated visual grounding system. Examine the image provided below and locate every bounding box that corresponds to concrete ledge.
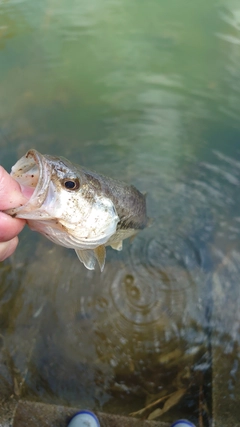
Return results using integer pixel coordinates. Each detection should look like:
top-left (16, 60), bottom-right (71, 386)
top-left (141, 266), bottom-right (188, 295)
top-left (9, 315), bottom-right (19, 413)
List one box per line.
top-left (12, 400), bottom-right (169, 427)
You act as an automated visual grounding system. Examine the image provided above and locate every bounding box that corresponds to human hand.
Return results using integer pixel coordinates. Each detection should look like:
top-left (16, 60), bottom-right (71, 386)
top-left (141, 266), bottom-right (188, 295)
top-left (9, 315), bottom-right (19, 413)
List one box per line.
top-left (0, 165), bottom-right (28, 261)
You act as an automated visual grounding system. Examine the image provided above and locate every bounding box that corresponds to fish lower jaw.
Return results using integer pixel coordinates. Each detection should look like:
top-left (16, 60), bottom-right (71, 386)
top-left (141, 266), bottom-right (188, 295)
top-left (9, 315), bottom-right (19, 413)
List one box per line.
top-left (27, 219), bottom-right (116, 250)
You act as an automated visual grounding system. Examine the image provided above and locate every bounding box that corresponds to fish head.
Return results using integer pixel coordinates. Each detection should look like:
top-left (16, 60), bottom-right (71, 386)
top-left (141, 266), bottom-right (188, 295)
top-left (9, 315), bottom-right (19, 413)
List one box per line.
top-left (6, 149), bottom-right (119, 250)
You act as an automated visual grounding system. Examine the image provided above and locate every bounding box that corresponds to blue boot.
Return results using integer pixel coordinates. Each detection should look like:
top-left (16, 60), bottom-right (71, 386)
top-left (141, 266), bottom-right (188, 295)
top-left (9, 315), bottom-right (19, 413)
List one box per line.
top-left (67, 410), bottom-right (100, 427)
top-left (171, 421), bottom-right (196, 427)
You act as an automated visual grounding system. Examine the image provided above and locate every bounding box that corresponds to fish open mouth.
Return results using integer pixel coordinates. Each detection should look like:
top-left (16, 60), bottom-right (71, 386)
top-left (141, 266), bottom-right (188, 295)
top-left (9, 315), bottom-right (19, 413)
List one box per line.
top-left (5, 149), bottom-right (52, 218)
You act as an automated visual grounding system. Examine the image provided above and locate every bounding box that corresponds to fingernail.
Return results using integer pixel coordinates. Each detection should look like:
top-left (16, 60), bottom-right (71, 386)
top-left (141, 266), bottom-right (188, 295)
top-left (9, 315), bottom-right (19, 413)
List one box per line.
top-left (20, 184), bottom-right (35, 199)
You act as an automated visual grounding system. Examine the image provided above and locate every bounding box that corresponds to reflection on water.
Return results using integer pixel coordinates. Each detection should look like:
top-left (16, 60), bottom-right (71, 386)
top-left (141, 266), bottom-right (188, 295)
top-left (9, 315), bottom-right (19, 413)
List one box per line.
top-left (1, 0), bottom-right (240, 425)
top-left (0, 175), bottom-right (215, 423)
top-left (0, 237), bottom-right (211, 422)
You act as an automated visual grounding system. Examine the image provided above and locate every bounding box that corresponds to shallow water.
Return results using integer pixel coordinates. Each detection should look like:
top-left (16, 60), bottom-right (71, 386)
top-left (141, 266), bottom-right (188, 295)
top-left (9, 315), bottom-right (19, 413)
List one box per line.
top-left (1, 0), bottom-right (240, 425)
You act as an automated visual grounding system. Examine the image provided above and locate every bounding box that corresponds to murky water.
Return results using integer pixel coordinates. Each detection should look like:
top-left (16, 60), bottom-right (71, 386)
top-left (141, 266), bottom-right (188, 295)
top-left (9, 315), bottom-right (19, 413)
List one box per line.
top-left (1, 0), bottom-right (240, 425)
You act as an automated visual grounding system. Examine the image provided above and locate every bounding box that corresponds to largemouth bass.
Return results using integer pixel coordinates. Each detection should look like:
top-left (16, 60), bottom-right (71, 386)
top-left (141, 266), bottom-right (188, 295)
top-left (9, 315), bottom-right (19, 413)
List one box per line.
top-left (5, 149), bottom-right (148, 271)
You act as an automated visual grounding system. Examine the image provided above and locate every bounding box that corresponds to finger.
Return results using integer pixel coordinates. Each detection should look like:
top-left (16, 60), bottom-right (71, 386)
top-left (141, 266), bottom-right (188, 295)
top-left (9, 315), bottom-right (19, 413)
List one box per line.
top-left (0, 212), bottom-right (25, 242)
top-left (0, 237), bottom-right (19, 262)
top-left (0, 165), bottom-right (28, 210)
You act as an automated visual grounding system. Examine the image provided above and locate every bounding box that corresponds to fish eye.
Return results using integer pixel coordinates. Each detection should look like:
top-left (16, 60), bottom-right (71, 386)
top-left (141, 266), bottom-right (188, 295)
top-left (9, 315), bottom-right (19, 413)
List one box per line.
top-left (62, 178), bottom-right (80, 190)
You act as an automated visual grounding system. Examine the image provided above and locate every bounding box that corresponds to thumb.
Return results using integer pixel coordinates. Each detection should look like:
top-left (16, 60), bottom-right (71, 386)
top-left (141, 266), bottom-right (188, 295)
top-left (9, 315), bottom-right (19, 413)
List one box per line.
top-left (0, 166), bottom-right (28, 211)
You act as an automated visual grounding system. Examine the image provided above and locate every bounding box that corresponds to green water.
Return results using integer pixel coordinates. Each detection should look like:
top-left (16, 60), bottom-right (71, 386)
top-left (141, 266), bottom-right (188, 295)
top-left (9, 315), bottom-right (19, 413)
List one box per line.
top-left (1, 0), bottom-right (240, 425)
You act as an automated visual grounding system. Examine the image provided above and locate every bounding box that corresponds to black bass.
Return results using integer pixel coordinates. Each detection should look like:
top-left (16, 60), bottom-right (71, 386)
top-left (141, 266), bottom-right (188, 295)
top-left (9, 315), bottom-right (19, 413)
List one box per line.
top-left (5, 149), bottom-right (148, 271)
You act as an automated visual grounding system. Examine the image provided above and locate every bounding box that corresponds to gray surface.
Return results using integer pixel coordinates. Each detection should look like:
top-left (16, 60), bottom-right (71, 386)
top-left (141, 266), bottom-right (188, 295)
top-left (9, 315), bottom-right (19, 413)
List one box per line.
top-left (0, 399), bottom-right (168, 427)
top-left (212, 249), bottom-right (240, 427)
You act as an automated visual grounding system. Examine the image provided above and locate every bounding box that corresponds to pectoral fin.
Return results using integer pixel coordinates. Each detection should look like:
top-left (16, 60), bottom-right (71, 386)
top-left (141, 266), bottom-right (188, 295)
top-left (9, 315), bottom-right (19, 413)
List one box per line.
top-left (75, 245), bottom-right (106, 272)
top-left (75, 249), bottom-right (96, 270)
top-left (94, 245), bottom-right (106, 272)
top-left (110, 240), bottom-right (123, 251)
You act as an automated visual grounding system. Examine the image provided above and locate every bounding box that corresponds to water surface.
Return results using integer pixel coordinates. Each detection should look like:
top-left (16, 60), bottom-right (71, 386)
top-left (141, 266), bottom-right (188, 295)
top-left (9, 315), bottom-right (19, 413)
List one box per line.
top-left (1, 0), bottom-right (240, 425)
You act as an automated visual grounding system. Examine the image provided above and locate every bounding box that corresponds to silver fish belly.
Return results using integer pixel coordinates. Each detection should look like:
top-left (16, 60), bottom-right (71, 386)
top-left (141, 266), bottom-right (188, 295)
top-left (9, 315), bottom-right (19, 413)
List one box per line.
top-left (5, 149), bottom-right (148, 271)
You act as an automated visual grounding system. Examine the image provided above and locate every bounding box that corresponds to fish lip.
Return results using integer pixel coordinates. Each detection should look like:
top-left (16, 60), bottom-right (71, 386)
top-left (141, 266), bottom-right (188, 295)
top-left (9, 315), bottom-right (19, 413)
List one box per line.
top-left (5, 149), bottom-right (52, 216)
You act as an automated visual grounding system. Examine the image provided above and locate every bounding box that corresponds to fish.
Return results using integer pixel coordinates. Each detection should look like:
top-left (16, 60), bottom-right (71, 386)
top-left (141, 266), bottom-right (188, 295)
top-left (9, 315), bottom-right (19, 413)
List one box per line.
top-left (5, 149), bottom-right (148, 271)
